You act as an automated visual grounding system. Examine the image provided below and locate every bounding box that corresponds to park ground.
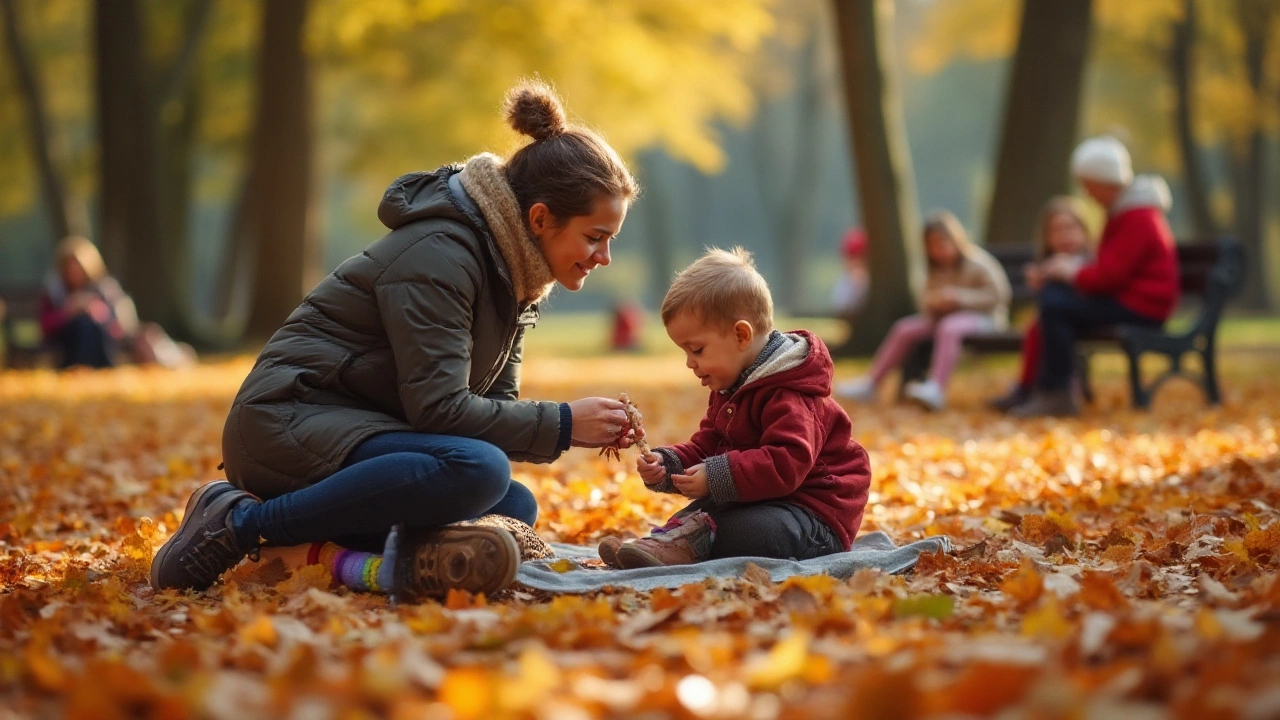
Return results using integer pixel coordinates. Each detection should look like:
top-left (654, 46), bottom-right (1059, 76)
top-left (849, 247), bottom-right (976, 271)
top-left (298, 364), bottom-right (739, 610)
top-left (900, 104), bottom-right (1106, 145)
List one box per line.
top-left (1, 317), bottom-right (1279, 719)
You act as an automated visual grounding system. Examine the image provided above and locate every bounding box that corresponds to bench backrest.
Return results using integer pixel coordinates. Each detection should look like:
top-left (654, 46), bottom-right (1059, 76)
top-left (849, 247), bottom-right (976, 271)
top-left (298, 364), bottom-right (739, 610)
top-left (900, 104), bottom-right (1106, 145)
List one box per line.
top-left (985, 239), bottom-right (1242, 313)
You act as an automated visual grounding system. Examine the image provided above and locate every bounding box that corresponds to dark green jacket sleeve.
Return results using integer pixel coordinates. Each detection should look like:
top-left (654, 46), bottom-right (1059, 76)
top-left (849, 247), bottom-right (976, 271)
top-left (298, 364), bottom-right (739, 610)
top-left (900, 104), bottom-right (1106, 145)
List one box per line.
top-left (484, 325), bottom-right (525, 403)
top-left (375, 233), bottom-right (562, 461)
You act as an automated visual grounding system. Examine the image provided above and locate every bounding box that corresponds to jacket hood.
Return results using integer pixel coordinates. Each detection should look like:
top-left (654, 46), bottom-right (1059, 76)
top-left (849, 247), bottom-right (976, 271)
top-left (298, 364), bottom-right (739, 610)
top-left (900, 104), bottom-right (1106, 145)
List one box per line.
top-left (377, 168), bottom-right (471, 230)
top-left (739, 330), bottom-right (833, 397)
top-left (1113, 174), bottom-right (1172, 214)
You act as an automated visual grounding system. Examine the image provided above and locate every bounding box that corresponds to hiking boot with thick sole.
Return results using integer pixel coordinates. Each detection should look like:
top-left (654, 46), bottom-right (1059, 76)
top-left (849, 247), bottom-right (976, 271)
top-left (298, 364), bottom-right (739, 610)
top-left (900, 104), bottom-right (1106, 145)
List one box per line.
top-left (615, 511), bottom-right (716, 569)
top-left (388, 524), bottom-right (521, 603)
top-left (151, 480), bottom-right (259, 591)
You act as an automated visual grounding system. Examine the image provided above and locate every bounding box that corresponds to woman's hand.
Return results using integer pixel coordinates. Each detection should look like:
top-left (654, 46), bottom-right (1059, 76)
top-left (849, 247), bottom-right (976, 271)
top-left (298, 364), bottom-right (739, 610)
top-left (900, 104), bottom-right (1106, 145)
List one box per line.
top-left (568, 397), bottom-right (631, 448)
top-left (1043, 254), bottom-right (1084, 283)
top-left (672, 463), bottom-right (709, 499)
top-left (636, 453), bottom-right (667, 486)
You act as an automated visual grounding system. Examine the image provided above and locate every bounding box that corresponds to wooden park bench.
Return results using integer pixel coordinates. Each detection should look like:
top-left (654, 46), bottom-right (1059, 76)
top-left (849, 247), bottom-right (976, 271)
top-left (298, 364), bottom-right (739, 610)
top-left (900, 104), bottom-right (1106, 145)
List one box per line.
top-left (0, 285), bottom-right (49, 369)
top-left (898, 238), bottom-right (1244, 409)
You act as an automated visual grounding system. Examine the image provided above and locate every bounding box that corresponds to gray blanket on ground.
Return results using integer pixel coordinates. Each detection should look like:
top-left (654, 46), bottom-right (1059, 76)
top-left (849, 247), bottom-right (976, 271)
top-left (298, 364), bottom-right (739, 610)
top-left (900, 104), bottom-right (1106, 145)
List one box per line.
top-left (515, 531), bottom-right (952, 593)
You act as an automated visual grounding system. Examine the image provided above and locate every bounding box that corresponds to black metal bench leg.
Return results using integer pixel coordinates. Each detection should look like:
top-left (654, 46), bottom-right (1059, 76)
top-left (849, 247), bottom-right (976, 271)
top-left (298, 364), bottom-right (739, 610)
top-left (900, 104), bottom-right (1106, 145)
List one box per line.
top-left (1075, 350), bottom-right (1094, 404)
top-left (1126, 348), bottom-right (1150, 409)
top-left (1201, 342), bottom-right (1222, 405)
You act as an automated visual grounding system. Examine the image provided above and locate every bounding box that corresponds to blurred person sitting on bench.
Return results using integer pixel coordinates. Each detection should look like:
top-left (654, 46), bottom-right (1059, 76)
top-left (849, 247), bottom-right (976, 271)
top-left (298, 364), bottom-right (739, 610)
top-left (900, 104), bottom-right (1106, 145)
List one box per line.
top-left (1010, 136), bottom-right (1178, 418)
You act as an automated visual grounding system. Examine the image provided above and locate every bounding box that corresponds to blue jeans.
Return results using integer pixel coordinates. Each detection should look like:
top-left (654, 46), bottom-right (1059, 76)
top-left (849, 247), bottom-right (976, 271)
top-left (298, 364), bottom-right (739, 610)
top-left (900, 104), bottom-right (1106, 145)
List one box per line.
top-left (232, 432), bottom-right (538, 552)
top-left (1037, 282), bottom-right (1161, 391)
top-left (57, 313), bottom-right (116, 369)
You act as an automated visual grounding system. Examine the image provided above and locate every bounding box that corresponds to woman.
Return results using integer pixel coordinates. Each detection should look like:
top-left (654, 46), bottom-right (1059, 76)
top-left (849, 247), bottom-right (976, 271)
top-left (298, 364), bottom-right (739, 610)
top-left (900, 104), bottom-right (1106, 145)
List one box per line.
top-left (151, 80), bottom-right (641, 600)
top-left (837, 211), bottom-right (1010, 411)
top-left (40, 236), bottom-right (138, 369)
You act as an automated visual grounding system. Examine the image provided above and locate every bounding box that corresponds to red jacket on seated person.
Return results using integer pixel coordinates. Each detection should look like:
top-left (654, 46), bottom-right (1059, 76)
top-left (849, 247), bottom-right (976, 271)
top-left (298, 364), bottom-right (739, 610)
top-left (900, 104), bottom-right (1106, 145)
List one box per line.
top-left (1073, 175), bottom-right (1180, 322)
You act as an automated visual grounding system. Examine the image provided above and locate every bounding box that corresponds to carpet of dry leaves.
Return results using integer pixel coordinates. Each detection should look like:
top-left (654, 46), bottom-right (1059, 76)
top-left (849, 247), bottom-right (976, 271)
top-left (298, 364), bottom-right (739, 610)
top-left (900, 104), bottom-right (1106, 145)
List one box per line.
top-left (2, 350), bottom-right (1279, 719)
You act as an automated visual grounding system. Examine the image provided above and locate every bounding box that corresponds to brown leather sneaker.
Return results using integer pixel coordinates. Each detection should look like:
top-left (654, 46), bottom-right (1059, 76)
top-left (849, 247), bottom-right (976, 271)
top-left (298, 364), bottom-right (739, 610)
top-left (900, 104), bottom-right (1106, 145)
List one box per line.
top-left (388, 524), bottom-right (520, 603)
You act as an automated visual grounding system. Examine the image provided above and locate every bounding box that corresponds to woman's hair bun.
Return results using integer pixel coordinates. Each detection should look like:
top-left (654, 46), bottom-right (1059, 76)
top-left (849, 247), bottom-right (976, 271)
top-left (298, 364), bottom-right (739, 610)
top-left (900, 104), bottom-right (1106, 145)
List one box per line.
top-left (504, 79), bottom-right (568, 142)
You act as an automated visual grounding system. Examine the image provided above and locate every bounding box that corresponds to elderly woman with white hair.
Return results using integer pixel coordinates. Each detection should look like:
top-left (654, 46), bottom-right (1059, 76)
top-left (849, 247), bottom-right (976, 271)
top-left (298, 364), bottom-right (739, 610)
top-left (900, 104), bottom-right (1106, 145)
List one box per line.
top-left (1011, 136), bottom-right (1180, 418)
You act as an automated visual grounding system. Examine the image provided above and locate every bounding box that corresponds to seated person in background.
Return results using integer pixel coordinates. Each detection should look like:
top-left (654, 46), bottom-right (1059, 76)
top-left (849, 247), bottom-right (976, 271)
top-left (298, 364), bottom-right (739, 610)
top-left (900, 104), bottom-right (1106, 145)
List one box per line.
top-left (40, 236), bottom-right (138, 369)
top-left (1011, 136), bottom-right (1179, 418)
top-left (39, 235), bottom-right (195, 370)
top-left (598, 247), bottom-right (871, 568)
top-left (830, 227), bottom-right (870, 318)
top-left (989, 196), bottom-right (1094, 412)
top-left (837, 211), bottom-right (1011, 411)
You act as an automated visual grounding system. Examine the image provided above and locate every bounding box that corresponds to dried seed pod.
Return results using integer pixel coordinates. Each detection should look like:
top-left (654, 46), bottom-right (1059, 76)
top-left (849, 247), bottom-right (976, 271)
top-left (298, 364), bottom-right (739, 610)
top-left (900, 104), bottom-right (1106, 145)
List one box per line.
top-left (598, 392), bottom-right (653, 461)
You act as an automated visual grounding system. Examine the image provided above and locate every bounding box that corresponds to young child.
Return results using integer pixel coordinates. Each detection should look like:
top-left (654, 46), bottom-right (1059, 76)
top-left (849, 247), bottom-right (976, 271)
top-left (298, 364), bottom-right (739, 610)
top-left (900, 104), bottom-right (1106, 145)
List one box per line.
top-left (836, 211), bottom-right (1011, 411)
top-left (989, 197), bottom-right (1094, 412)
top-left (598, 248), bottom-right (872, 568)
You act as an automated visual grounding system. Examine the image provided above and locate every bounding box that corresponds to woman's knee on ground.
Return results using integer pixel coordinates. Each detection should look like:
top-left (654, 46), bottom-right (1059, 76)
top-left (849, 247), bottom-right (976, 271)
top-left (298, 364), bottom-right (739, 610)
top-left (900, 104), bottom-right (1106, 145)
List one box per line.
top-left (441, 439), bottom-right (512, 503)
top-left (483, 480), bottom-right (538, 526)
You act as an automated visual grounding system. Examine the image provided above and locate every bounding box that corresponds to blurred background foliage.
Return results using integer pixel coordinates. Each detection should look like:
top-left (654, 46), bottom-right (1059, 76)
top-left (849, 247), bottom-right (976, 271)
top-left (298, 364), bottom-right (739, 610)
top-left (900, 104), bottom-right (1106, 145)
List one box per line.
top-left (1, 0), bottom-right (1277, 349)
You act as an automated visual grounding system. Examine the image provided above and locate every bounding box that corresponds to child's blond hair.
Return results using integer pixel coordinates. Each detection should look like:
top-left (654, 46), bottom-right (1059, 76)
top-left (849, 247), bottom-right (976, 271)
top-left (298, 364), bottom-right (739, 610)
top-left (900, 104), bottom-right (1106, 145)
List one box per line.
top-left (660, 247), bottom-right (774, 333)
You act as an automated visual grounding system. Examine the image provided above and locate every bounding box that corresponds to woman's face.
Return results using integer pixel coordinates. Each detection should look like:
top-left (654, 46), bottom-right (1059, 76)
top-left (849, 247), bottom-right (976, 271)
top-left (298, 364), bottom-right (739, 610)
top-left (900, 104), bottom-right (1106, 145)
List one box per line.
top-left (62, 256), bottom-right (89, 290)
top-left (925, 229), bottom-right (960, 267)
top-left (531, 195), bottom-right (628, 291)
top-left (1046, 211), bottom-right (1088, 256)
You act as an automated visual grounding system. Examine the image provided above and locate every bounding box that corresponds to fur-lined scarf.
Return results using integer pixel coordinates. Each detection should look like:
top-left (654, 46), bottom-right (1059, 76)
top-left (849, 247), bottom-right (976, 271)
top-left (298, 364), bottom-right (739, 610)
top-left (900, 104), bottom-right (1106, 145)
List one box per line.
top-left (458, 153), bottom-right (556, 305)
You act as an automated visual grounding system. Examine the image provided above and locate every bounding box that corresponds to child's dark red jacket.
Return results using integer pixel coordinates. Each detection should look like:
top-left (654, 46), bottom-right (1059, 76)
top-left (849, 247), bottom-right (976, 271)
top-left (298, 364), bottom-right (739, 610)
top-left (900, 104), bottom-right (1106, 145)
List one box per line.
top-left (1073, 175), bottom-right (1180, 321)
top-left (654, 331), bottom-right (871, 550)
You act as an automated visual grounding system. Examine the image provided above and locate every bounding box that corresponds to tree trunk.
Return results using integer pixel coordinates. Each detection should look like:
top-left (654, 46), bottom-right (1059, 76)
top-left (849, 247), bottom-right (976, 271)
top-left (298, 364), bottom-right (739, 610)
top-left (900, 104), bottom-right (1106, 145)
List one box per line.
top-left (830, 0), bottom-right (922, 356)
top-left (1, 0), bottom-right (83, 242)
top-left (639, 153), bottom-right (675, 310)
top-left (983, 0), bottom-right (1093, 248)
top-left (1231, 0), bottom-right (1274, 309)
top-left (1170, 0), bottom-right (1217, 242)
top-left (94, 0), bottom-right (167, 323)
top-left (244, 0), bottom-right (317, 340)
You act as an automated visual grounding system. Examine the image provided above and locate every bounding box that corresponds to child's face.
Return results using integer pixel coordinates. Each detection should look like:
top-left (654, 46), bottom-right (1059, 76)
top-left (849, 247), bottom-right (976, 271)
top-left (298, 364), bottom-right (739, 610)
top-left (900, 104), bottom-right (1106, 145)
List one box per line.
top-left (665, 310), bottom-right (756, 393)
top-left (61, 257), bottom-right (89, 291)
top-left (1045, 211), bottom-right (1088, 256)
top-left (925, 230), bottom-right (960, 266)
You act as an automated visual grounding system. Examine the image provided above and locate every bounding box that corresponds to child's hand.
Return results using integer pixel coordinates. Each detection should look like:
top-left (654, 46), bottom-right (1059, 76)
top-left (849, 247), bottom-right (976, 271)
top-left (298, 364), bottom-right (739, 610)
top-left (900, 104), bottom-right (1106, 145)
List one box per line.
top-left (637, 453), bottom-right (667, 486)
top-left (1024, 263), bottom-right (1045, 291)
top-left (672, 463), bottom-right (709, 499)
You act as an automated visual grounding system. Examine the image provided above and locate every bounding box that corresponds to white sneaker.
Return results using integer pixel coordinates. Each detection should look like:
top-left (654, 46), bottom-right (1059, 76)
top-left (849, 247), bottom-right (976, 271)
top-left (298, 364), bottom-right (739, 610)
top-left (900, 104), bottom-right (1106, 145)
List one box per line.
top-left (836, 376), bottom-right (876, 402)
top-left (905, 379), bottom-right (946, 411)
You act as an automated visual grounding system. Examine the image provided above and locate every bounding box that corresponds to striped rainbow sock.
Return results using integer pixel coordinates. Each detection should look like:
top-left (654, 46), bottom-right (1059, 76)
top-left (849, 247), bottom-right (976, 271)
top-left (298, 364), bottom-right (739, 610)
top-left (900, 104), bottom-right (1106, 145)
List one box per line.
top-left (307, 542), bottom-right (385, 593)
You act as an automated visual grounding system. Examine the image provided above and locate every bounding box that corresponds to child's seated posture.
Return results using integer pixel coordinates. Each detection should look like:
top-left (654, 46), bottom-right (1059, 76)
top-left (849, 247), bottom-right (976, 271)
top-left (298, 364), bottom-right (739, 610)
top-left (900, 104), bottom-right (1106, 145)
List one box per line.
top-left (599, 248), bottom-right (871, 568)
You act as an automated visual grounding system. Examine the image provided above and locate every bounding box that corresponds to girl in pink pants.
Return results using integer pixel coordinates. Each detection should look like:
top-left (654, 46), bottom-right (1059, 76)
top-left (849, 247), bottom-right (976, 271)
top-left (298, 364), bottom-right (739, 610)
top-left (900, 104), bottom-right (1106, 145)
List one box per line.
top-left (837, 211), bottom-right (1011, 410)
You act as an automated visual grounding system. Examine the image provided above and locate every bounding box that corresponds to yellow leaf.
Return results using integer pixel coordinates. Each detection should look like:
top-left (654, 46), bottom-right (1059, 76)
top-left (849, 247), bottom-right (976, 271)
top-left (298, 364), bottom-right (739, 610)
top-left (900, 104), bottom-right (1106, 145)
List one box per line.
top-left (439, 667), bottom-right (492, 719)
top-left (548, 558), bottom-right (577, 573)
top-left (275, 562), bottom-right (333, 595)
top-left (238, 615), bottom-right (278, 648)
top-left (1021, 597), bottom-right (1072, 640)
top-left (745, 631), bottom-right (810, 690)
